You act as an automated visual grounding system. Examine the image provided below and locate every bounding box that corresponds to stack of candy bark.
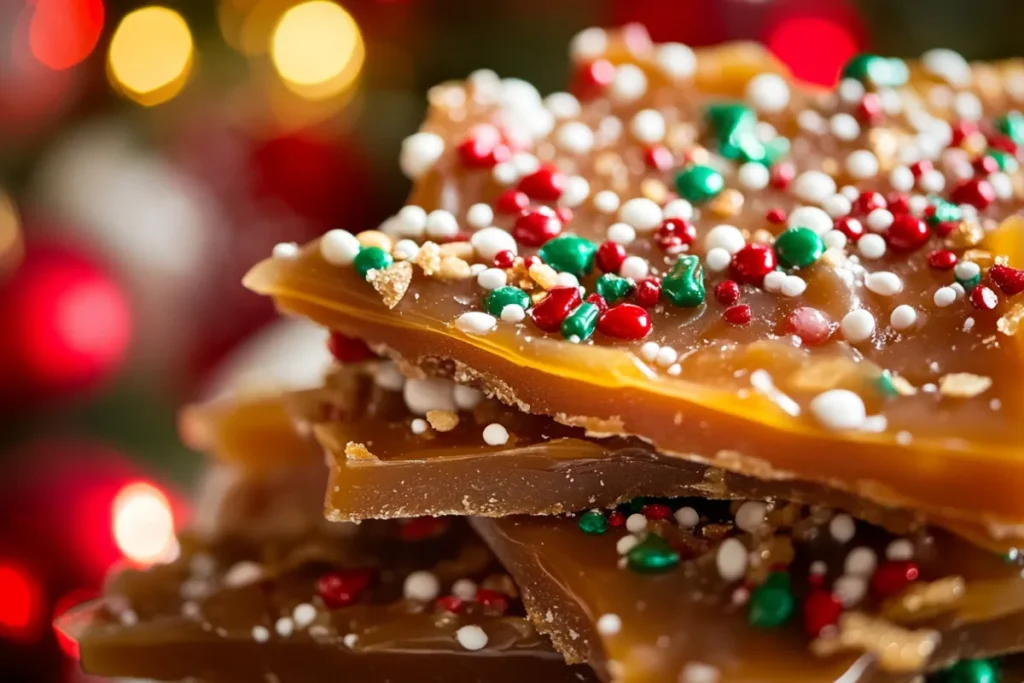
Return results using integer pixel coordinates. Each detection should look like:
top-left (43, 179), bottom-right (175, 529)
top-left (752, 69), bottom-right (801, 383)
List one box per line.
top-left (64, 25), bottom-right (1024, 683)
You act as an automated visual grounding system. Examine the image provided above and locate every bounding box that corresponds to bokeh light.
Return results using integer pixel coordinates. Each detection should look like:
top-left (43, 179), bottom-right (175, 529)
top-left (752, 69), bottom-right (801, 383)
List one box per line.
top-left (108, 6), bottom-right (194, 106)
top-left (0, 562), bottom-right (43, 642)
top-left (270, 1), bottom-right (365, 100)
top-left (112, 482), bottom-right (177, 565)
top-left (765, 14), bottom-right (859, 86)
top-left (28, 0), bottom-right (105, 71)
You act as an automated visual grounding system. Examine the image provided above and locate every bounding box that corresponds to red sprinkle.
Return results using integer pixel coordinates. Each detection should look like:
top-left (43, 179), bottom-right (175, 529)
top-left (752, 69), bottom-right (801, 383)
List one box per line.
top-left (317, 569), bottom-right (374, 609)
top-left (493, 250), bottom-right (516, 269)
top-left (802, 589), bottom-right (844, 638)
top-left (475, 589), bottom-right (509, 615)
top-left (634, 278), bottom-right (662, 308)
top-left (833, 216), bottom-right (865, 242)
top-left (870, 560), bottom-right (919, 598)
top-left (597, 303), bottom-right (653, 340)
top-left (641, 504), bottom-right (672, 521)
top-left (555, 207), bottom-right (574, 224)
top-left (852, 191), bottom-right (886, 215)
top-left (585, 293), bottom-right (608, 313)
top-left (714, 280), bottom-right (741, 306)
top-left (909, 160), bottom-right (934, 179)
top-left (457, 126), bottom-right (510, 168)
top-left (988, 133), bottom-right (1018, 155)
top-left (770, 163), bottom-right (794, 190)
top-left (522, 255), bottom-right (541, 270)
top-left (730, 244), bottom-right (778, 286)
top-left (596, 241), bottom-right (627, 273)
top-left (495, 189), bottom-right (529, 214)
top-left (607, 511), bottom-right (626, 528)
top-left (518, 165), bottom-right (567, 201)
top-left (399, 517), bottom-right (448, 541)
top-left (970, 284), bottom-right (999, 311)
top-left (927, 250), bottom-right (957, 271)
top-left (571, 59), bottom-right (616, 100)
top-left (513, 207), bottom-right (562, 247)
top-left (886, 214), bottom-right (929, 252)
top-left (972, 155), bottom-right (1000, 176)
top-left (531, 287), bottom-right (582, 332)
top-left (933, 220), bottom-right (959, 238)
top-left (785, 307), bottom-right (834, 345)
top-left (950, 178), bottom-right (996, 210)
top-left (765, 208), bottom-right (787, 225)
top-left (654, 218), bottom-right (697, 251)
top-left (643, 145), bottom-right (674, 171)
top-left (327, 331), bottom-right (375, 363)
top-left (723, 304), bottom-right (752, 326)
top-left (855, 93), bottom-right (883, 124)
top-left (435, 595), bottom-right (464, 613)
top-left (990, 264), bottom-right (1024, 296)
top-left (950, 120), bottom-right (979, 147)
top-left (885, 192), bottom-right (911, 215)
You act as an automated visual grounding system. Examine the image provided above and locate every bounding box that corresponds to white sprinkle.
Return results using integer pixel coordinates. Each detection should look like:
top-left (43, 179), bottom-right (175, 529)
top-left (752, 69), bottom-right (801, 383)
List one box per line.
top-left (763, 270), bottom-right (786, 293)
top-left (403, 378), bottom-right (456, 415)
top-left (889, 165), bottom-right (915, 192)
top-left (858, 233), bottom-right (887, 259)
top-left (841, 309), bottom-right (876, 342)
top-left (823, 230), bottom-right (848, 250)
top-left (456, 625), bottom-right (489, 651)
top-left (655, 346), bottom-right (678, 368)
top-left (393, 239), bottom-right (420, 261)
top-left (611, 64), bottom-right (647, 103)
top-left (823, 193), bottom-right (852, 218)
top-left (716, 538), bottom-right (748, 582)
top-left (954, 260), bottom-right (980, 281)
top-left (846, 547), bottom-right (878, 576)
top-left (619, 256), bottom-right (649, 280)
top-left (616, 534), bottom-right (640, 555)
top-left (834, 575), bottom-right (868, 607)
top-left (745, 72), bottom-right (790, 113)
top-left (597, 613), bottom-right (622, 635)
top-left (471, 227), bottom-right (517, 262)
top-left (272, 242), bottom-right (299, 260)
top-left (625, 513), bottom-right (648, 534)
top-left (909, 194), bottom-right (930, 216)
top-left (866, 208), bottom-right (894, 232)
top-left (846, 149), bottom-right (879, 179)
top-left (662, 199), bottom-right (694, 221)
top-left (674, 506), bottom-right (699, 528)
top-left (810, 389), bottom-right (867, 431)
top-left (865, 271), bottom-right (903, 296)
top-left (954, 91), bottom-right (983, 120)
top-left (343, 634), bottom-right (359, 648)
top-left (788, 206), bottom-right (833, 236)
top-left (395, 205), bottom-right (428, 237)
top-left (477, 268), bottom-right (507, 290)
top-left (606, 222), bottom-right (636, 246)
top-left (639, 341), bottom-right (660, 362)
top-left (829, 514), bottom-right (857, 543)
top-left (991, 171), bottom-right (1013, 200)
top-left (500, 304), bottom-right (526, 323)
top-left (483, 423), bottom-right (509, 446)
top-left (425, 210), bottom-right (459, 239)
top-left (556, 121), bottom-right (595, 154)
top-left (734, 501), bottom-right (767, 533)
top-left (411, 418), bottom-right (428, 434)
top-left (837, 78), bottom-right (866, 103)
top-left (886, 539), bottom-right (915, 561)
top-left (492, 161), bottom-right (518, 186)
top-left (404, 571), bottom-right (440, 601)
top-left (570, 27), bottom-right (607, 61)
top-left (630, 109), bottom-right (666, 143)
top-left (890, 305), bottom-right (917, 330)
top-left (375, 362), bottom-right (405, 391)
top-left (680, 662), bottom-right (721, 683)
top-left (781, 275), bottom-right (807, 297)
top-left (555, 272), bottom-right (579, 288)
top-left (252, 625), bottom-right (270, 642)
top-left (951, 282), bottom-right (966, 299)
top-left (511, 152), bottom-right (540, 176)
top-left (920, 168), bottom-right (946, 193)
top-left (704, 224), bottom-right (746, 254)
top-left (543, 92), bottom-right (581, 119)
top-left (453, 385), bottom-right (483, 410)
top-left (896, 430), bottom-right (913, 445)
top-left (963, 316), bottom-right (975, 332)
top-left (738, 162), bottom-right (770, 190)
top-left (275, 617), bottom-right (294, 637)
top-left (560, 176), bottom-right (590, 208)
top-left (224, 561), bottom-right (263, 587)
top-left (452, 579), bottom-right (478, 600)
top-left (320, 230), bottom-right (361, 266)
top-left (400, 132), bottom-right (444, 179)
top-left (922, 48), bottom-right (972, 86)
top-left (829, 113), bottom-right (861, 141)
top-left (792, 170), bottom-right (837, 204)
top-left (933, 286), bottom-right (957, 307)
top-left (705, 248), bottom-right (731, 273)
top-left (466, 203), bottom-right (494, 229)
top-left (655, 43), bottom-right (697, 81)
top-left (618, 198), bottom-right (663, 232)
top-left (292, 603), bottom-right (317, 629)
top-left (797, 109), bottom-right (827, 135)
top-left (840, 185), bottom-right (860, 201)
top-left (593, 190), bottom-right (621, 214)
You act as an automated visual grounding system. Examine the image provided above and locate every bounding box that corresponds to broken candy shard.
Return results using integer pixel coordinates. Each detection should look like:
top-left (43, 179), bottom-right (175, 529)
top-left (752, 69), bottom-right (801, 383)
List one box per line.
top-left (473, 503), bottom-right (1024, 683)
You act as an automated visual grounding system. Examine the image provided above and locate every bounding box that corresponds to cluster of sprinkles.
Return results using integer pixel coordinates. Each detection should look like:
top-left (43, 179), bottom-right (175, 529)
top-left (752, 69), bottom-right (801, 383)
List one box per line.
top-left (275, 25), bottom-right (1024, 438)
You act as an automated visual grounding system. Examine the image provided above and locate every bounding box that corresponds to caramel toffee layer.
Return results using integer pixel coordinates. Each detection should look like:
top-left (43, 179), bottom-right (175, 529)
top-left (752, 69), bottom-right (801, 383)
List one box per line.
top-left (473, 499), bottom-right (1024, 683)
top-left (246, 28), bottom-right (1024, 533)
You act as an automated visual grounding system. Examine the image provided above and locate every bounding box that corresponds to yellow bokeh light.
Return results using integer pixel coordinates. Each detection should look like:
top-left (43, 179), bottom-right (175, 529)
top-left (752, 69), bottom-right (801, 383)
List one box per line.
top-left (270, 1), bottom-right (364, 100)
top-left (108, 6), bottom-right (194, 106)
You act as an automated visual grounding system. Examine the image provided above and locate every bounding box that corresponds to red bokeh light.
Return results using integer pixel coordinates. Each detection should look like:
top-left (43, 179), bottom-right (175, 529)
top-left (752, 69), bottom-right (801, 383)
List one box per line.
top-left (764, 14), bottom-right (861, 86)
top-left (0, 561), bottom-right (43, 641)
top-left (28, 0), bottom-right (105, 71)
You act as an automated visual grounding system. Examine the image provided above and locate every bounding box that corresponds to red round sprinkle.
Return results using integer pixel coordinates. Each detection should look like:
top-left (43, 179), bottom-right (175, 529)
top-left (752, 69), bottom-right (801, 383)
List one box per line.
top-left (833, 216), bottom-right (864, 242)
top-left (770, 163), bottom-right (794, 190)
top-left (970, 284), bottom-right (999, 311)
top-left (474, 589), bottom-right (509, 615)
top-left (555, 207), bottom-right (574, 224)
top-left (641, 504), bottom-right (672, 521)
top-left (457, 126), bottom-right (510, 168)
top-left (571, 59), bottom-right (615, 100)
top-left (988, 133), bottom-right (1017, 155)
top-left (654, 218), bottom-right (696, 252)
top-left (933, 220), bottom-right (959, 238)
top-left (765, 208), bottom-right (787, 225)
top-left (513, 207), bottom-right (562, 247)
top-left (493, 250), bottom-right (515, 269)
top-left (950, 120), bottom-right (979, 147)
top-left (785, 307), bottom-right (834, 345)
top-left (927, 250), bottom-right (957, 270)
top-left (870, 560), bottom-right (919, 598)
top-left (714, 280), bottom-right (741, 306)
top-left (886, 214), bottom-right (929, 252)
top-left (909, 160), bottom-right (933, 179)
top-left (399, 516), bottom-right (448, 541)
top-left (950, 178), bottom-right (996, 210)
top-left (532, 287), bottom-right (581, 332)
top-left (852, 191), bottom-right (886, 215)
top-left (634, 278), bottom-right (662, 308)
top-left (607, 511), bottom-right (626, 527)
top-left (317, 569), bottom-right (374, 609)
top-left (802, 589), bottom-right (843, 638)
top-left (972, 155), bottom-right (1000, 176)
top-left (990, 264), bottom-right (1024, 296)
top-left (855, 93), bottom-right (883, 124)
top-left (596, 241), bottom-right (627, 273)
top-left (885, 192), bottom-right (911, 215)
top-left (585, 293), bottom-right (608, 313)
top-left (328, 331), bottom-right (375, 363)
top-left (522, 255), bottom-right (541, 269)
top-left (495, 189), bottom-right (529, 214)
top-left (518, 165), bottom-right (567, 201)
top-left (723, 304), bottom-right (751, 326)
top-left (435, 595), bottom-right (464, 613)
top-left (643, 145), bottom-right (674, 171)
top-left (597, 303), bottom-right (653, 340)
top-left (730, 244), bottom-right (778, 286)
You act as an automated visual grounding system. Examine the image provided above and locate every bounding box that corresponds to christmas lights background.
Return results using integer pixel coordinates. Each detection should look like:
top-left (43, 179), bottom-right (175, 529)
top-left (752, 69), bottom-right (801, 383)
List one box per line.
top-left (0, 1), bottom-right (1019, 681)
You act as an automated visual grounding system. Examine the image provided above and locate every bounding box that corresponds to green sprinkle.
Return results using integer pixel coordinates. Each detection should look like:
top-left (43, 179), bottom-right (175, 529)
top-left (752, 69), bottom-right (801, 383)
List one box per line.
top-left (354, 246), bottom-right (393, 279)
top-left (927, 198), bottom-right (961, 226)
top-left (537, 234), bottom-right (597, 277)
top-left (942, 659), bottom-right (1001, 683)
top-left (774, 227), bottom-right (825, 270)
top-left (674, 165), bottom-right (724, 203)
top-left (956, 272), bottom-right (982, 292)
top-left (561, 302), bottom-right (599, 342)
top-left (596, 273), bottom-right (633, 303)
top-left (485, 286), bottom-right (531, 317)
top-left (841, 54), bottom-right (909, 88)
top-left (987, 148), bottom-right (1019, 173)
top-left (661, 255), bottom-right (705, 307)
top-left (626, 534), bottom-right (680, 574)
top-left (748, 572), bottom-right (795, 628)
top-left (875, 371), bottom-right (899, 399)
top-left (578, 510), bottom-right (608, 535)
top-left (996, 111), bottom-right (1024, 145)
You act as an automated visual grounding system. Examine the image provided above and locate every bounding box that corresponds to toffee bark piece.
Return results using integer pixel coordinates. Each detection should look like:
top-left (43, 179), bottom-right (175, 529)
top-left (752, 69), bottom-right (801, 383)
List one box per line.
top-left (473, 503), bottom-right (1024, 683)
top-left (245, 29), bottom-right (1024, 537)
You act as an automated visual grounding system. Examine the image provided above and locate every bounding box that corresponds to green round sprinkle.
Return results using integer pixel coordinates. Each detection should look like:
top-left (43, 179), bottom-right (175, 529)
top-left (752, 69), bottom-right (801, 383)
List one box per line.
top-left (956, 272), bottom-right (982, 292)
top-left (485, 286), bottom-right (531, 317)
top-left (661, 255), bottom-right (705, 307)
top-left (748, 575), bottom-right (795, 628)
top-left (841, 54), bottom-right (908, 88)
top-left (927, 198), bottom-right (961, 226)
top-left (988, 148), bottom-right (1019, 173)
top-left (674, 165), bottom-right (724, 203)
top-left (627, 534), bottom-right (680, 574)
top-left (942, 659), bottom-right (1000, 683)
top-left (561, 302), bottom-right (599, 342)
top-left (596, 273), bottom-right (633, 303)
top-left (354, 246), bottom-right (393, 279)
top-left (537, 234), bottom-right (597, 277)
top-left (774, 227), bottom-right (825, 270)
top-left (578, 510), bottom-right (608, 535)
top-left (996, 111), bottom-right (1024, 145)
top-left (875, 371), bottom-right (899, 399)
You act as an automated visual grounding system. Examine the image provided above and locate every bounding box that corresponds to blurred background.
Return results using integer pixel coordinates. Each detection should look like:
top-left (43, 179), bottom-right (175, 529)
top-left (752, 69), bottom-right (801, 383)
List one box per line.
top-left (0, 0), bottom-right (1020, 680)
